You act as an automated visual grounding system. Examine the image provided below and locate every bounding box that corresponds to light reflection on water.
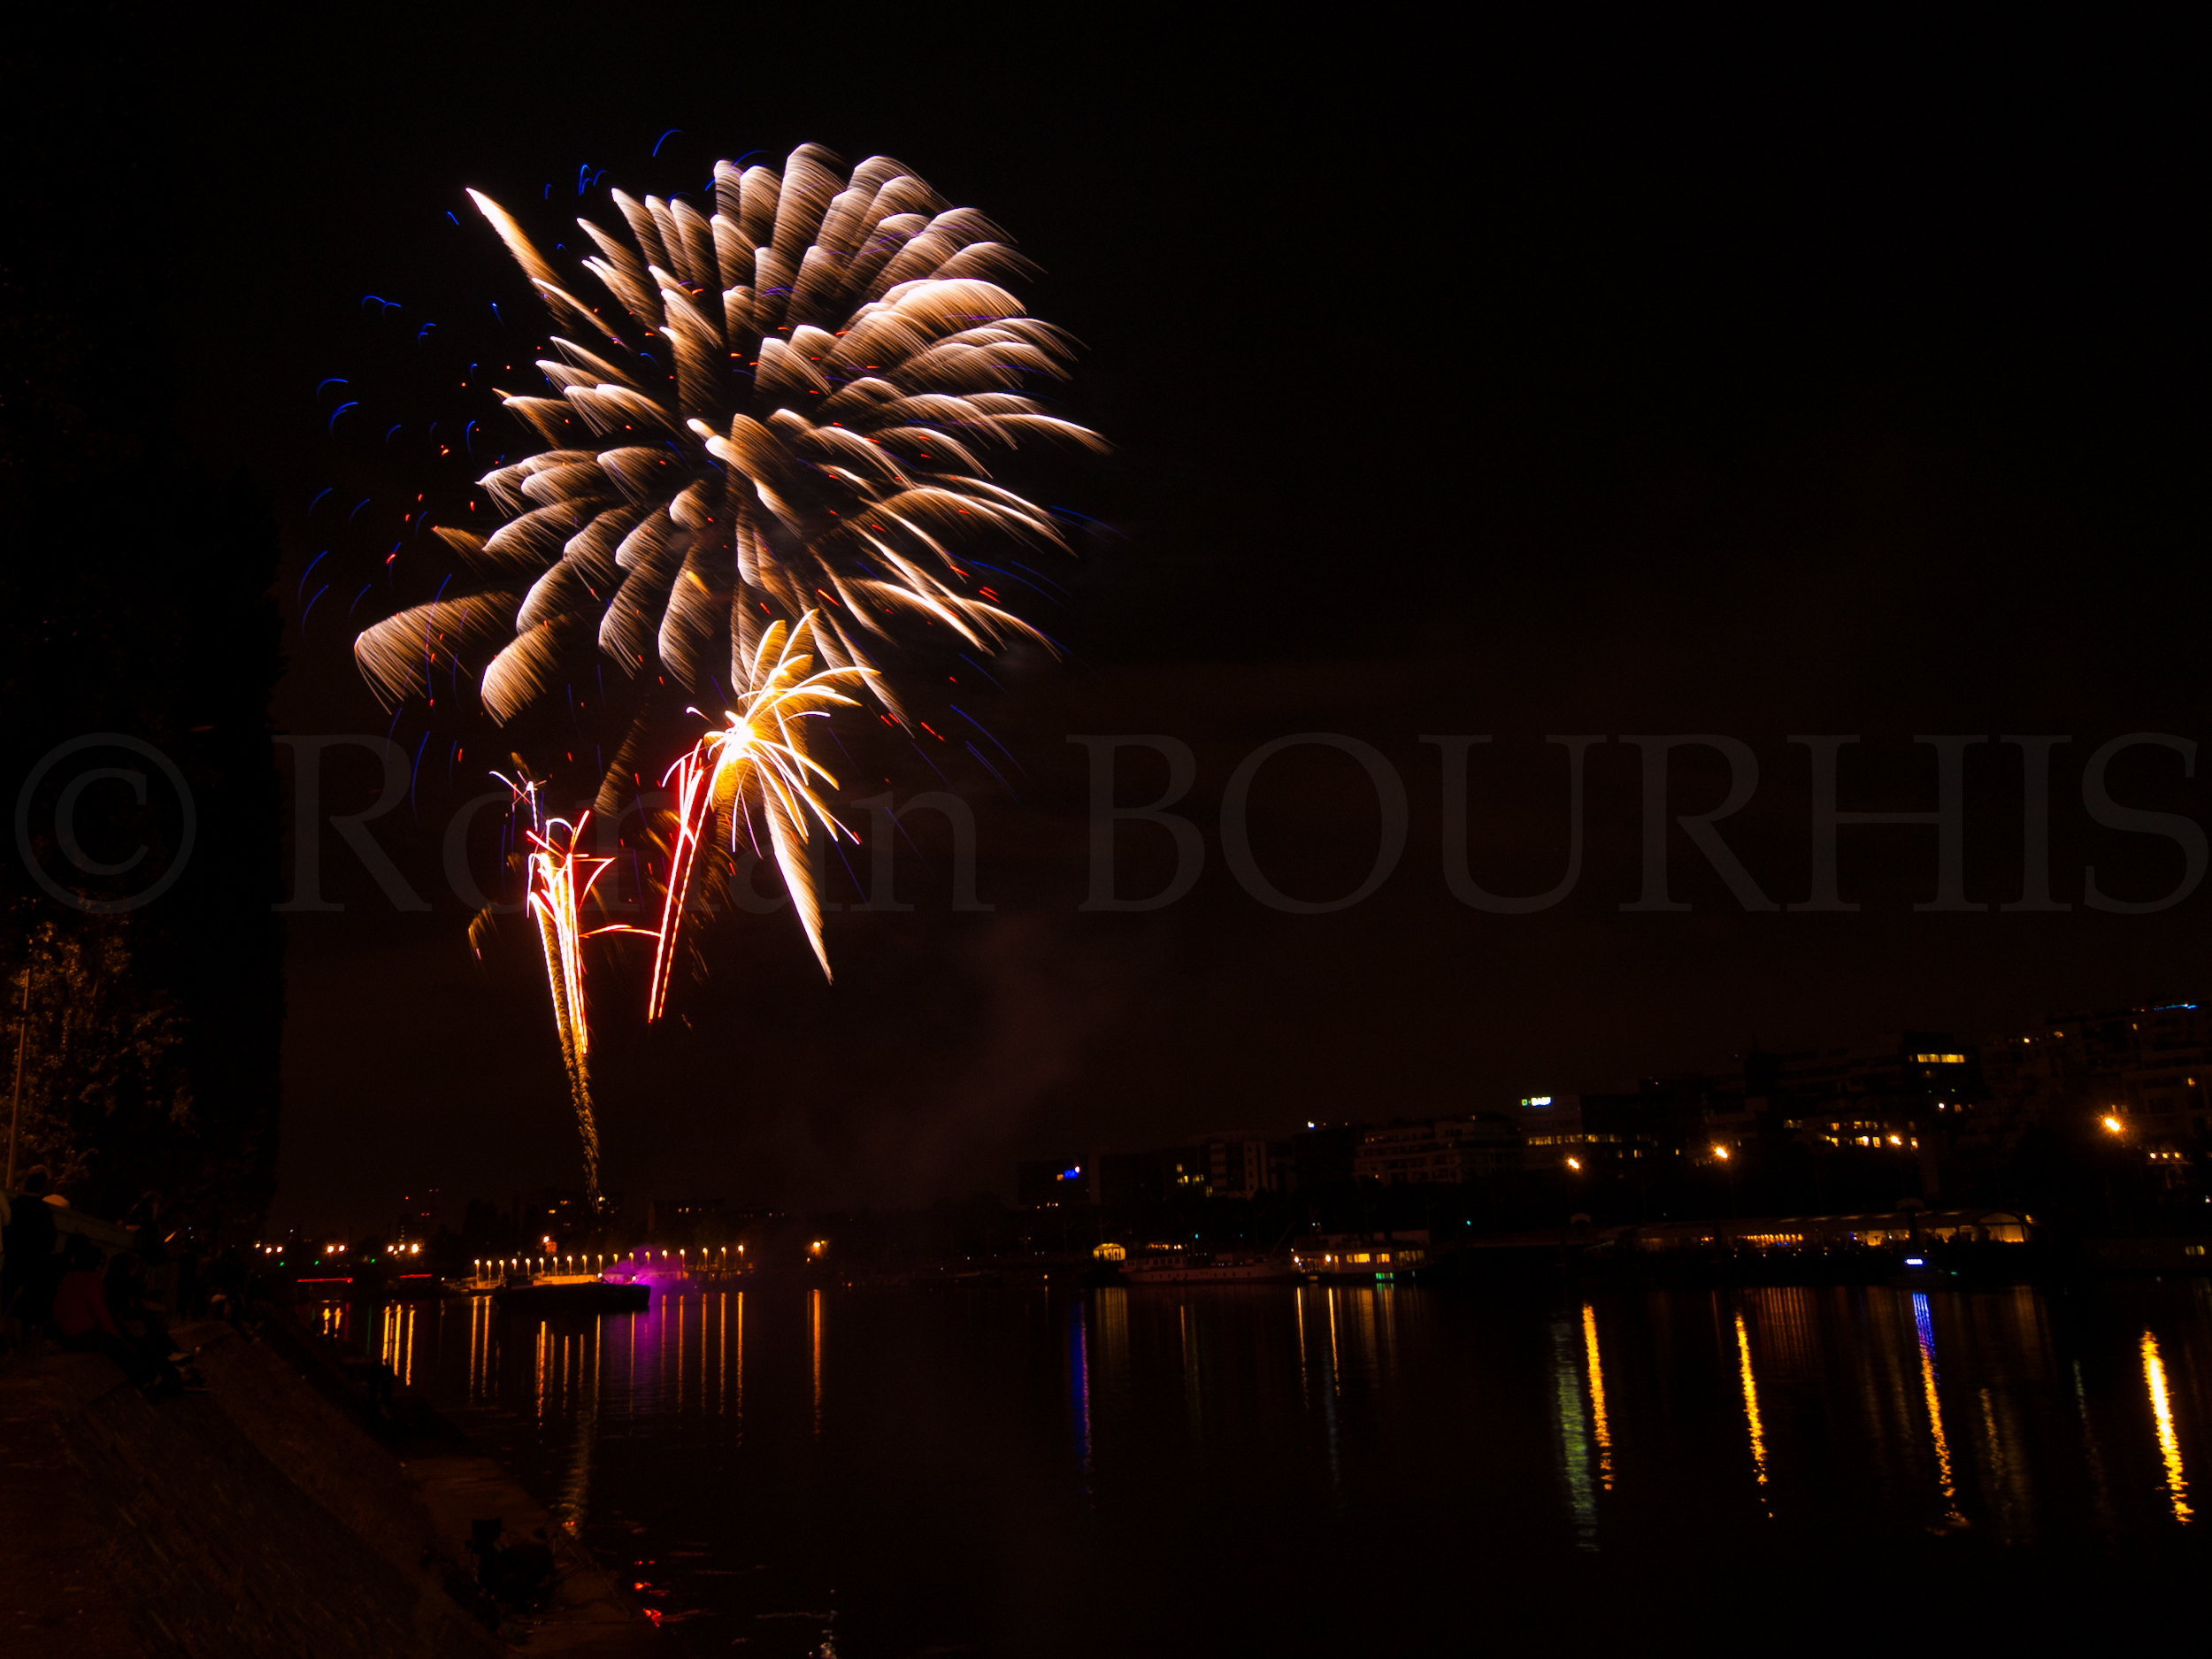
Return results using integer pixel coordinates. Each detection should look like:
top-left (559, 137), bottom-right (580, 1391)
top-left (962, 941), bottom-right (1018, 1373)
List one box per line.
top-left (2143, 1329), bottom-right (2193, 1524)
top-left (360, 1280), bottom-right (2212, 1654)
top-left (1582, 1301), bottom-right (1614, 1491)
top-left (1551, 1308), bottom-right (1598, 1548)
top-left (1913, 1292), bottom-right (1962, 1527)
top-left (1733, 1307), bottom-right (1771, 1494)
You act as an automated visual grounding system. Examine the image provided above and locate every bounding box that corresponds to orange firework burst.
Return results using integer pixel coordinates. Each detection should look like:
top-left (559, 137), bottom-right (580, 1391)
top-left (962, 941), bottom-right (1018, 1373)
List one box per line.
top-left (354, 142), bottom-right (1097, 803)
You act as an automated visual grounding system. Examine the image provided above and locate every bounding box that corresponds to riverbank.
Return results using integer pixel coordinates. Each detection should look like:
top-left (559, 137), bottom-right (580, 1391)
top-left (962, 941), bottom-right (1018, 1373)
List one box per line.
top-left (1, 1312), bottom-right (656, 1656)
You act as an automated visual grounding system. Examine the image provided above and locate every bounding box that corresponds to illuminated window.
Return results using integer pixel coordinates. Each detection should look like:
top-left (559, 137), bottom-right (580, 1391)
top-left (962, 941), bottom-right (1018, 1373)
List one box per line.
top-left (1914, 1053), bottom-right (1967, 1064)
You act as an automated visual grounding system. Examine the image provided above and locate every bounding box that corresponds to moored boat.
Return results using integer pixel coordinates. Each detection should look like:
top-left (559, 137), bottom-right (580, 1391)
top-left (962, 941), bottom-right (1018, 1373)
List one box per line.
top-left (1291, 1234), bottom-right (1430, 1281)
top-left (1121, 1253), bottom-right (1302, 1285)
top-left (492, 1273), bottom-right (651, 1314)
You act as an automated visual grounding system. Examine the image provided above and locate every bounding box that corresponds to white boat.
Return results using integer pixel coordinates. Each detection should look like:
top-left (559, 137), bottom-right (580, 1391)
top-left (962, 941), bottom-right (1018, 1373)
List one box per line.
top-left (1120, 1253), bottom-right (1302, 1285)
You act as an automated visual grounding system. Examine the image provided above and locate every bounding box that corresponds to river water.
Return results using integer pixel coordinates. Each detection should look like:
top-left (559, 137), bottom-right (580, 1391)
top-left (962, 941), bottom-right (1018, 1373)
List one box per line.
top-left (342, 1279), bottom-right (2209, 1654)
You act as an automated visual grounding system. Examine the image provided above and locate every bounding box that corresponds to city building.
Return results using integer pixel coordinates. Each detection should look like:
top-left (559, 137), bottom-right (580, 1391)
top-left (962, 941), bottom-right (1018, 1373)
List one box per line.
top-left (1095, 1146), bottom-right (1216, 1205)
top-left (1287, 1125), bottom-right (1360, 1190)
top-left (1354, 1117), bottom-right (1519, 1184)
top-left (1514, 1091), bottom-right (1681, 1170)
top-left (528, 1189), bottom-right (615, 1245)
top-left (1694, 1033), bottom-right (1989, 1189)
top-left (1197, 1131), bottom-right (1273, 1198)
top-left (394, 1187), bottom-right (441, 1243)
top-left (647, 1196), bottom-right (726, 1239)
top-left (1976, 1002), bottom-right (2211, 1158)
top-left (1017, 1156), bottom-right (1090, 1209)
top-left (1024, 1133), bottom-right (1341, 1206)
top-left (1733, 1032), bottom-right (1982, 1113)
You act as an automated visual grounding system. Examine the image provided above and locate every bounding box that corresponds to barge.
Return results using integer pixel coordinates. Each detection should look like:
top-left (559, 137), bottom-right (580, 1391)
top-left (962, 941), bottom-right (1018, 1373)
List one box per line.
top-left (490, 1272), bottom-right (651, 1314)
top-left (1122, 1253), bottom-right (1302, 1286)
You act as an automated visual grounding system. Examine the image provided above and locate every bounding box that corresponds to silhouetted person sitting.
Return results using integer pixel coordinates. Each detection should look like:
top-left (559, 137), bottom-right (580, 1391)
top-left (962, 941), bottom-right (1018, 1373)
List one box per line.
top-left (467, 1520), bottom-right (557, 1610)
top-left (54, 1238), bottom-right (157, 1386)
top-left (205, 1245), bottom-right (248, 1324)
top-left (173, 1237), bottom-right (203, 1318)
top-left (125, 1192), bottom-right (178, 1315)
top-left (105, 1248), bottom-right (185, 1372)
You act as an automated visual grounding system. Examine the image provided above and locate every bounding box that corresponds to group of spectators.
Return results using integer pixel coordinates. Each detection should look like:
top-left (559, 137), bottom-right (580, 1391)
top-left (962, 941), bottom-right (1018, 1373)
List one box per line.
top-left (1, 1169), bottom-right (250, 1396)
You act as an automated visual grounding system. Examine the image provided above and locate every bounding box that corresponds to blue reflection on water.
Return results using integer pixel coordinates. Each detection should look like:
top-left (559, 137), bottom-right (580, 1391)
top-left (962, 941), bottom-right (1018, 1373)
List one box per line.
top-left (1067, 1296), bottom-right (1093, 1486)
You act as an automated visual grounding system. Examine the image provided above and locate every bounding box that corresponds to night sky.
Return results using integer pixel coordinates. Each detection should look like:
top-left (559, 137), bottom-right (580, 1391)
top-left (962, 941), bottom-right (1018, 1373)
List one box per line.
top-left (111, 14), bottom-right (2199, 1229)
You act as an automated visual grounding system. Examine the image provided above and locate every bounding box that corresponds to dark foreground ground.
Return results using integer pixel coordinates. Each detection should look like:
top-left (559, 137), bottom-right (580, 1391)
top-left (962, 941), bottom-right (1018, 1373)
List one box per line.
top-left (0, 1313), bottom-right (654, 1656)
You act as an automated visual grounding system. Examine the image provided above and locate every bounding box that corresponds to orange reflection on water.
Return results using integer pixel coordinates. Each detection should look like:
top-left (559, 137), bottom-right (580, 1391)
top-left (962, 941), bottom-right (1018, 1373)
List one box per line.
top-left (730, 1293), bottom-right (744, 1425)
top-left (379, 1303), bottom-right (416, 1387)
top-left (1313, 1287), bottom-right (1342, 1486)
top-left (2142, 1330), bottom-right (2193, 1524)
top-left (1097, 1286), bottom-right (1128, 1394)
top-left (467, 1294), bottom-right (494, 1404)
top-left (1582, 1303), bottom-right (1613, 1490)
top-left (1180, 1302), bottom-right (1202, 1434)
top-left (1733, 1311), bottom-right (1769, 1489)
top-left (810, 1288), bottom-right (824, 1438)
top-left (557, 1318), bottom-right (599, 1534)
